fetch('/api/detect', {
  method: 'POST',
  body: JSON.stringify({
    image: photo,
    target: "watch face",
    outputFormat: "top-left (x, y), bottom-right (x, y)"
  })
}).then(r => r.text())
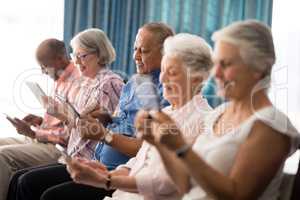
top-left (105, 132), bottom-right (113, 144)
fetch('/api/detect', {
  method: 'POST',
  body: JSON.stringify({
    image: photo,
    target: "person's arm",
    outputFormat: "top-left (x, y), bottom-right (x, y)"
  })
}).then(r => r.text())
top-left (66, 158), bottom-right (138, 192)
top-left (22, 114), bottom-right (43, 126)
top-left (109, 175), bottom-right (138, 193)
top-left (107, 134), bottom-right (142, 157)
top-left (134, 110), bottom-right (190, 195)
top-left (169, 121), bottom-right (290, 200)
top-left (35, 126), bottom-right (68, 146)
top-left (78, 117), bottom-right (142, 157)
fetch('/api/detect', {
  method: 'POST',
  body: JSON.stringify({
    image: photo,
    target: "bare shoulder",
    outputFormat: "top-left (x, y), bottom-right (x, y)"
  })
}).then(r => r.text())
top-left (229, 120), bottom-right (291, 199)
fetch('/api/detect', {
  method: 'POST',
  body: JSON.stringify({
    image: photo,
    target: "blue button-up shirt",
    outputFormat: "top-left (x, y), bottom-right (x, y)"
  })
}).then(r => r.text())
top-left (94, 69), bottom-right (169, 170)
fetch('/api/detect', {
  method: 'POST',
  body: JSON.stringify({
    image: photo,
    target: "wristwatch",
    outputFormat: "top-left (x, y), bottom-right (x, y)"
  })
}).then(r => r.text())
top-left (175, 144), bottom-right (191, 158)
top-left (103, 129), bottom-right (113, 144)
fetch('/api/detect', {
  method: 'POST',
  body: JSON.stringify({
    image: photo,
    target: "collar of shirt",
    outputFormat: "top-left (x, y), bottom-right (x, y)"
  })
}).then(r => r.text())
top-left (149, 68), bottom-right (161, 84)
top-left (57, 62), bottom-right (77, 83)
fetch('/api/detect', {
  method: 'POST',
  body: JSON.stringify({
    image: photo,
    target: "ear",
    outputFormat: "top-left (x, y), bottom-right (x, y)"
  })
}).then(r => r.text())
top-left (192, 76), bottom-right (203, 86)
top-left (253, 71), bottom-right (264, 80)
top-left (191, 75), bottom-right (204, 94)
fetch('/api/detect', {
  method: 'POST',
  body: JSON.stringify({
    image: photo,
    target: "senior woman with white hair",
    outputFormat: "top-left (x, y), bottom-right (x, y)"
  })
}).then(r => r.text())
top-left (136, 20), bottom-right (300, 200)
top-left (66, 33), bottom-right (214, 200)
top-left (11, 28), bottom-right (124, 200)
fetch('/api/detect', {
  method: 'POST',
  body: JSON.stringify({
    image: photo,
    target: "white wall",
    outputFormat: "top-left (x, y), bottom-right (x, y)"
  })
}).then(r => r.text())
top-left (0, 0), bottom-right (63, 137)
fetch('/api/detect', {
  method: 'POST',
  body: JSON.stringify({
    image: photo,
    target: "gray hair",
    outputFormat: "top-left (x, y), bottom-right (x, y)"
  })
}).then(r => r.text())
top-left (212, 20), bottom-right (275, 77)
top-left (70, 28), bottom-right (116, 65)
top-left (141, 22), bottom-right (175, 47)
top-left (163, 33), bottom-right (213, 74)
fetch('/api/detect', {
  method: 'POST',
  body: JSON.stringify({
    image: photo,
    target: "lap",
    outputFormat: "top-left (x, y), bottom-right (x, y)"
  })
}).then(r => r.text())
top-left (19, 164), bottom-right (70, 184)
top-left (0, 140), bottom-right (60, 168)
top-left (16, 164), bottom-right (72, 200)
top-left (0, 136), bottom-right (28, 146)
top-left (41, 181), bottom-right (113, 200)
top-left (7, 163), bottom-right (62, 200)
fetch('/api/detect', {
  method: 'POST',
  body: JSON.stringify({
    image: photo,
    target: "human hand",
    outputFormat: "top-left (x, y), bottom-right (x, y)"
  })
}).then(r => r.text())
top-left (22, 114), bottom-right (43, 127)
top-left (135, 110), bottom-right (186, 150)
top-left (87, 106), bottom-right (112, 127)
top-left (135, 110), bottom-right (157, 145)
top-left (9, 118), bottom-right (36, 138)
top-left (66, 157), bottom-right (109, 188)
top-left (78, 115), bottom-right (107, 141)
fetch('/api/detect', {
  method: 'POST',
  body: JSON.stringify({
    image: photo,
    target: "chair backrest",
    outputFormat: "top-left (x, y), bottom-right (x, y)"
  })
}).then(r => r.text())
top-left (290, 151), bottom-right (300, 200)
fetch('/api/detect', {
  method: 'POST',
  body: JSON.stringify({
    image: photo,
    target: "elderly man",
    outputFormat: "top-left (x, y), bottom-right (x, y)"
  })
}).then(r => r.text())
top-left (0, 38), bottom-right (80, 200)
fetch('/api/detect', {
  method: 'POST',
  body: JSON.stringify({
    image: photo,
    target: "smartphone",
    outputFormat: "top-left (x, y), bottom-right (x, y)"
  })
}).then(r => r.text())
top-left (55, 144), bottom-right (72, 163)
top-left (55, 94), bottom-right (81, 119)
top-left (134, 74), bottom-right (161, 111)
top-left (3, 113), bottom-right (17, 125)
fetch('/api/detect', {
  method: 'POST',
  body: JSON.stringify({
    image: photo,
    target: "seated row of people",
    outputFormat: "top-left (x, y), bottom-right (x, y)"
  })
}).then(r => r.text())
top-left (2, 20), bottom-right (299, 200)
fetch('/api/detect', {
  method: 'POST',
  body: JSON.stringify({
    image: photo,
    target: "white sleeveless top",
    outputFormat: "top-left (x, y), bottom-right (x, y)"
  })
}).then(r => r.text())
top-left (183, 104), bottom-right (300, 200)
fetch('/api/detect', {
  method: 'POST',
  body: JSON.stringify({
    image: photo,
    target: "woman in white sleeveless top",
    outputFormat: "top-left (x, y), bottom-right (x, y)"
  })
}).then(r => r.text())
top-left (136, 20), bottom-right (300, 200)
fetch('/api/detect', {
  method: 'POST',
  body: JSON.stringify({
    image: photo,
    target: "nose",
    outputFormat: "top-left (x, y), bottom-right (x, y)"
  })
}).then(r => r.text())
top-left (214, 64), bottom-right (223, 79)
top-left (133, 49), bottom-right (141, 62)
top-left (75, 57), bottom-right (82, 65)
top-left (159, 71), bottom-right (167, 83)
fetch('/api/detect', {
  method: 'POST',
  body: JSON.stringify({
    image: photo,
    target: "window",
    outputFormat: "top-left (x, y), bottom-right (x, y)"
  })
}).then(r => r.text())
top-left (0, 0), bottom-right (64, 137)
top-left (272, 0), bottom-right (300, 174)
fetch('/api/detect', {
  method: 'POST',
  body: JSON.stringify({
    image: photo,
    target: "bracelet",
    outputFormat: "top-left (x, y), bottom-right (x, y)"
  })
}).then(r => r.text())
top-left (175, 144), bottom-right (191, 158)
top-left (105, 174), bottom-right (111, 190)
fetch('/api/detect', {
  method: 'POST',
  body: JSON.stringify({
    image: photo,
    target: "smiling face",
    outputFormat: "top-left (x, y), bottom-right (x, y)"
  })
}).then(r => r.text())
top-left (133, 28), bottom-right (163, 74)
top-left (213, 41), bottom-right (262, 100)
top-left (72, 47), bottom-right (99, 78)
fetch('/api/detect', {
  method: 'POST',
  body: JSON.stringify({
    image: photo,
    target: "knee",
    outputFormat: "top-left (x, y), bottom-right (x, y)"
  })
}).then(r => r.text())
top-left (0, 147), bottom-right (16, 169)
top-left (0, 146), bottom-right (17, 161)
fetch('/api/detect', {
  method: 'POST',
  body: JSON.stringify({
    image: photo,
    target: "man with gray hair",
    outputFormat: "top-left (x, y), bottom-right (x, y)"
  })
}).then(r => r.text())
top-left (0, 38), bottom-right (80, 200)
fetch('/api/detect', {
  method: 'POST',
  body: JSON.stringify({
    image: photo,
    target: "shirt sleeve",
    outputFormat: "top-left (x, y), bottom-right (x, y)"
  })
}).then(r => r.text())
top-left (96, 78), bottom-right (124, 114)
top-left (116, 156), bottom-right (137, 170)
top-left (135, 162), bottom-right (177, 198)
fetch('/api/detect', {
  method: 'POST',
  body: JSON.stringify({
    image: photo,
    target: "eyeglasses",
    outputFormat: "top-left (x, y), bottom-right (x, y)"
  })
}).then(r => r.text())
top-left (70, 51), bottom-right (96, 62)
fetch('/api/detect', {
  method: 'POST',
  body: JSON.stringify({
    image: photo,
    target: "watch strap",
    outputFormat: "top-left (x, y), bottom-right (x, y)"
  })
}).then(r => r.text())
top-left (175, 144), bottom-right (191, 158)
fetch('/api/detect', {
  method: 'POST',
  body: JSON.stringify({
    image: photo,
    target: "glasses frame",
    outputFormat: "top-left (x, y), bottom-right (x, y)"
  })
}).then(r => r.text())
top-left (70, 51), bottom-right (97, 62)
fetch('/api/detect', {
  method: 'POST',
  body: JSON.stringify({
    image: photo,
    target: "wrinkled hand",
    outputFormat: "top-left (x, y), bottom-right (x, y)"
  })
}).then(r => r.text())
top-left (87, 107), bottom-right (112, 127)
top-left (9, 118), bottom-right (36, 138)
top-left (78, 115), bottom-right (107, 141)
top-left (135, 110), bottom-right (157, 145)
top-left (66, 157), bottom-right (109, 188)
top-left (135, 110), bottom-right (186, 150)
top-left (22, 114), bottom-right (43, 127)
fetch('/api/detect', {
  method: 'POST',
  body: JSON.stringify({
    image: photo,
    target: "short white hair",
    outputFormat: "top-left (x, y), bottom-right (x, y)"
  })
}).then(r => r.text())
top-left (70, 28), bottom-right (116, 65)
top-left (163, 33), bottom-right (213, 73)
top-left (212, 20), bottom-right (275, 76)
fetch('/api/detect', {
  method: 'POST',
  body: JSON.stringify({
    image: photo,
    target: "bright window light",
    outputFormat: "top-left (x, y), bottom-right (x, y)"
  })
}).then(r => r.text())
top-left (0, 0), bottom-right (64, 137)
top-left (272, 0), bottom-right (300, 174)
